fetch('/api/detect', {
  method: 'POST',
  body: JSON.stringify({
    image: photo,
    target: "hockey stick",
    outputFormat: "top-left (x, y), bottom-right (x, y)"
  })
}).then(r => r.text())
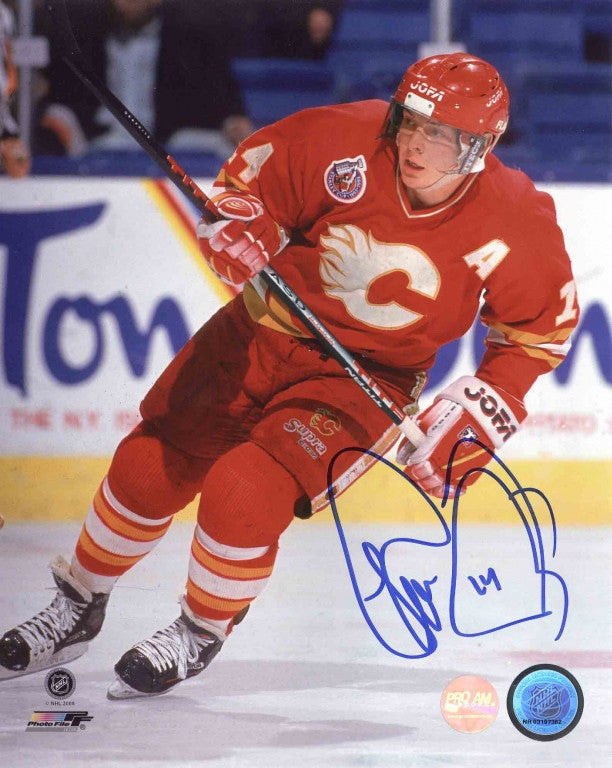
top-left (45, 0), bottom-right (425, 449)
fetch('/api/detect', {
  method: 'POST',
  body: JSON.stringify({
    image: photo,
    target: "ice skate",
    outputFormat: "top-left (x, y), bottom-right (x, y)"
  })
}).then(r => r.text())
top-left (107, 597), bottom-right (224, 699)
top-left (0, 556), bottom-right (109, 679)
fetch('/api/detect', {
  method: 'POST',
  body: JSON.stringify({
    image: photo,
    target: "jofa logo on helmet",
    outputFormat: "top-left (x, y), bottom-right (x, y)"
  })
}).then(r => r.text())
top-left (486, 88), bottom-right (504, 108)
top-left (409, 82), bottom-right (444, 102)
top-left (324, 155), bottom-right (367, 203)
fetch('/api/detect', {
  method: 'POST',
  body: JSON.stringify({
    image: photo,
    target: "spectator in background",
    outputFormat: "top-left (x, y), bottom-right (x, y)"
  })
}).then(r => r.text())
top-left (259, 1), bottom-right (342, 59)
top-left (0, 0), bottom-right (31, 176)
top-left (35, 0), bottom-right (253, 157)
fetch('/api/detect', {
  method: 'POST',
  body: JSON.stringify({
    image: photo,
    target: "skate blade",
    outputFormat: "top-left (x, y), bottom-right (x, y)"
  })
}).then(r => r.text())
top-left (0, 642), bottom-right (88, 680)
top-left (107, 675), bottom-right (169, 700)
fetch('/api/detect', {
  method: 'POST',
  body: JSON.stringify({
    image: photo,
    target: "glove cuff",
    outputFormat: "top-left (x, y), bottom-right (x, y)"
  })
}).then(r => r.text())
top-left (437, 375), bottom-right (526, 447)
top-left (209, 190), bottom-right (288, 257)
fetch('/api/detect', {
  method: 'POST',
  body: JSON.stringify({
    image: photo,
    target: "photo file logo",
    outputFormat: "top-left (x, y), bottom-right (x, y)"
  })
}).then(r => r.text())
top-left (26, 711), bottom-right (93, 731)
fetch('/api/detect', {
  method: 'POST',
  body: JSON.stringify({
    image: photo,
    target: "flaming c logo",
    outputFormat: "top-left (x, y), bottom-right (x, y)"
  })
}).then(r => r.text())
top-left (310, 408), bottom-right (341, 437)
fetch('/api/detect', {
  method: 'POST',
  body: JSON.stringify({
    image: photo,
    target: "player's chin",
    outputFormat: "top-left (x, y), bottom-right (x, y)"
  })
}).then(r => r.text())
top-left (399, 163), bottom-right (433, 188)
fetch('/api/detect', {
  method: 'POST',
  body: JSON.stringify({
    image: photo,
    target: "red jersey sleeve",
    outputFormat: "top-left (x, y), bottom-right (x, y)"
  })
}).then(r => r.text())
top-left (475, 187), bottom-right (579, 400)
top-left (212, 114), bottom-right (311, 234)
top-left (212, 101), bottom-right (388, 238)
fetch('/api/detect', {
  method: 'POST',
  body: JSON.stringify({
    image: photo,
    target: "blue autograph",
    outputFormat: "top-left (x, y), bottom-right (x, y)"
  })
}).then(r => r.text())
top-left (326, 439), bottom-right (569, 659)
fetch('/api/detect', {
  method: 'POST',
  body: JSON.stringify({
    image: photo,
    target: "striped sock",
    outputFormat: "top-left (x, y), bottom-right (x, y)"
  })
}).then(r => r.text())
top-left (71, 476), bottom-right (173, 594)
top-left (185, 524), bottom-right (278, 639)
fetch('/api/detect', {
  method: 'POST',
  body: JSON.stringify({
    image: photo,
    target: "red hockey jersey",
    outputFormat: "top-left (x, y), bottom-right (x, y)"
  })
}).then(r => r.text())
top-left (214, 99), bottom-right (578, 400)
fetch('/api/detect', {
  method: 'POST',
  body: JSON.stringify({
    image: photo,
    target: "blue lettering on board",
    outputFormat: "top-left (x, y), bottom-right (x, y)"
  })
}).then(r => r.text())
top-left (43, 296), bottom-right (190, 385)
top-left (0, 205), bottom-right (191, 396)
top-left (0, 205), bottom-right (105, 395)
top-left (1, 207), bottom-right (610, 396)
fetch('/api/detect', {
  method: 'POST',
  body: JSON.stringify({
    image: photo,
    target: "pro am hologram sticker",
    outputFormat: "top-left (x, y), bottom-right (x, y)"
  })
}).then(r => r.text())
top-left (440, 674), bottom-right (499, 733)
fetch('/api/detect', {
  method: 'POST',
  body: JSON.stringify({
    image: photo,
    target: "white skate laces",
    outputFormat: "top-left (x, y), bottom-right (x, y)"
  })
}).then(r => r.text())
top-left (0, 556), bottom-right (109, 679)
top-left (16, 593), bottom-right (85, 662)
top-left (133, 618), bottom-right (217, 680)
top-left (108, 597), bottom-right (225, 699)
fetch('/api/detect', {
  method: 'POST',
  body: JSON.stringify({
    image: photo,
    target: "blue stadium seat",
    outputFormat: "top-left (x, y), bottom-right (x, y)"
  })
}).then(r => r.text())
top-left (31, 150), bottom-right (226, 178)
top-left (329, 56), bottom-right (407, 102)
top-left (583, 0), bottom-right (612, 62)
top-left (231, 59), bottom-right (336, 128)
top-left (333, 0), bottom-right (420, 9)
top-left (326, 4), bottom-right (430, 88)
top-left (463, 0), bottom-right (583, 77)
top-left (360, 60), bottom-right (407, 101)
top-left (521, 64), bottom-right (612, 160)
top-left (583, 0), bottom-right (612, 35)
top-left (333, 6), bottom-right (429, 45)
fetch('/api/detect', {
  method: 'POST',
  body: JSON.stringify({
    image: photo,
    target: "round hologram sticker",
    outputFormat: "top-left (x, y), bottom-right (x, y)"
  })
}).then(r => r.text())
top-left (506, 664), bottom-right (583, 741)
top-left (441, 675), bottom-right (499, 733)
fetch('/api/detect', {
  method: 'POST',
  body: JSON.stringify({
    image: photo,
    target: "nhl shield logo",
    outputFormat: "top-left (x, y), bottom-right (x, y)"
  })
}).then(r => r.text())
top-left (45, 668), bottom-right (76, 699)
top-left (324, 155), bottom-right (367, 203)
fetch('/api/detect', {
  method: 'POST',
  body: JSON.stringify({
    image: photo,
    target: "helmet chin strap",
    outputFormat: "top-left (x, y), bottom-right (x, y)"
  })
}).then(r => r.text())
top-left (426, 154), bottom-right (485, 191)
top-left (427, 162), bottom-right (467, 188)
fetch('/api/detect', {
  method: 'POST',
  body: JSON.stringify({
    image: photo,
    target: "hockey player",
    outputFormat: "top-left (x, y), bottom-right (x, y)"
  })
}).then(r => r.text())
top-left (0, 0), bottom-right (30, 177)
top-left (0, 53), bottom-right (578, 697)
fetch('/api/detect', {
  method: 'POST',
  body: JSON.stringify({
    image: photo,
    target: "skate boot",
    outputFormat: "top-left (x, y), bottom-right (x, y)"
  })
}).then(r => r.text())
top-left (0, 555), bottom-right (109, 679)
top-left (107, 597), bottom-right (226, 699)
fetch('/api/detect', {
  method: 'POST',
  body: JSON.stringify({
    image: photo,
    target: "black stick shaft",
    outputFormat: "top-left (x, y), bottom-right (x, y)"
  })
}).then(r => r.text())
top-left (45, 0), bottom-right (425, 447)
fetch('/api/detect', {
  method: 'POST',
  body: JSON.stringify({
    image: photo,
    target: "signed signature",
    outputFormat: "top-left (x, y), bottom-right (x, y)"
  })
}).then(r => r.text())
top-left (326, 440), bottom-right (569, 659)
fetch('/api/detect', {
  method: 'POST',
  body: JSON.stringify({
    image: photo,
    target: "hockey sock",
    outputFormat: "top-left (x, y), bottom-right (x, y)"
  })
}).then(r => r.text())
top-left (71, 422), bottom-right (211, 594)
top-left (71, 476), bottom-right (175, 594)
top-left (186, 524), bottom-right (278, 638)
top-left (185, 442), bottom-right (302, 638)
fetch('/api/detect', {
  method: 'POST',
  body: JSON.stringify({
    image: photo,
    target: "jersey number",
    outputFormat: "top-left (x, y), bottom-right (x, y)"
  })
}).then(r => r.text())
top-left (555, 280), bottom-right (578, 326)
top-left (238, 143), bottom-right (274, 184)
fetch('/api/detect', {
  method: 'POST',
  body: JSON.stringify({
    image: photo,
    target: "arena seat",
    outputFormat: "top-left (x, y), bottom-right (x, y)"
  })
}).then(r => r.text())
top-left (326, 4), bottom-right (429, 86)
top-left (583, 0), bottom-right (612, 35)
top-left (521, 64), bottom-right (612, 159)
top-left (583, 0), bottom-right (612, 62)
top-left (462, 0), bottom-right (584, 87)
top-left (231, 59), bottom-right (337, 127)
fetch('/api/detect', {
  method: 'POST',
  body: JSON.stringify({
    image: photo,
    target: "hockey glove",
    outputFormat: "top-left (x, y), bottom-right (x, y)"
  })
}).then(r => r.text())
top-left (396, 376), bottom-right (527, 498)
top-left (197, 191), bottom-right (288, 286)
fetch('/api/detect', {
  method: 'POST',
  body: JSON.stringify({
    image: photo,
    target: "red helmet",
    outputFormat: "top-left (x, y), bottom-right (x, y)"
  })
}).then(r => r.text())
top-left (386, 53), bottom-right (509, 172)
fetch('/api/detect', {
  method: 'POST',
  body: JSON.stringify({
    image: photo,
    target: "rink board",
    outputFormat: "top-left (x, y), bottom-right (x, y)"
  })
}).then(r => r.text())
top-left (0, 455), bottom-right (609, 526)
top-left (0, 178), bottom-right (610, 526)
top-left (0, 178), bottom-right (610, 768)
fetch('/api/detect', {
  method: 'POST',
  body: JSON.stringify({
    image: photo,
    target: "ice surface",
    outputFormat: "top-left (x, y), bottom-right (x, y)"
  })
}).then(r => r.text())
top-left (0, 520), bottom-right (610, 768)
